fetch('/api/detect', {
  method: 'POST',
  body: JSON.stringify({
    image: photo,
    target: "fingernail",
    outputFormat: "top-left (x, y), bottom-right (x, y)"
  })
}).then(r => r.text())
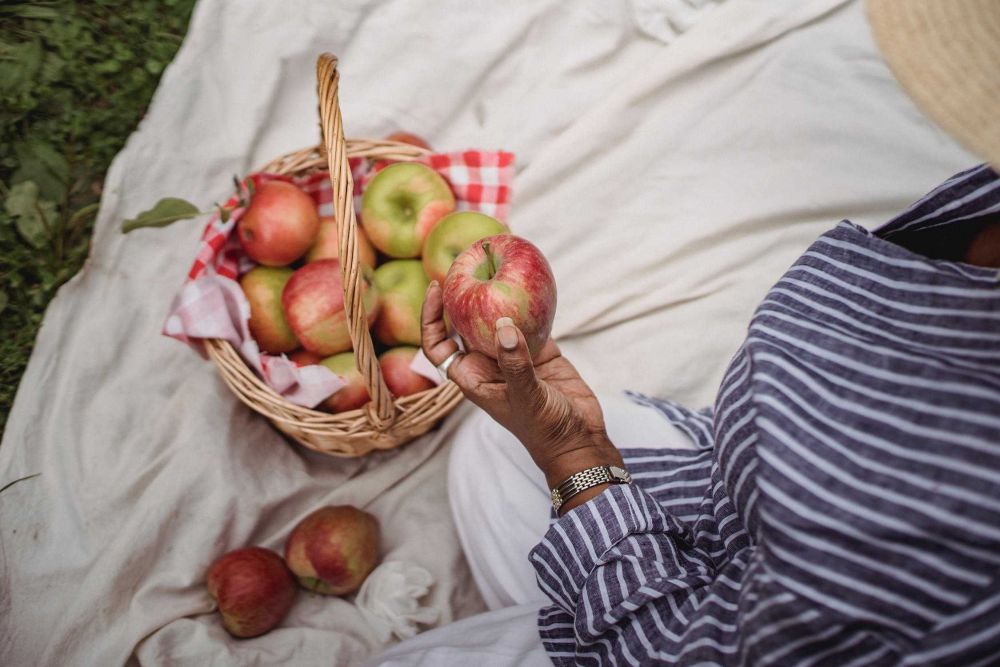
top-left (496, 317), bottom-right (517, 350)
top-left (428, 280), bottom-right (439, 291)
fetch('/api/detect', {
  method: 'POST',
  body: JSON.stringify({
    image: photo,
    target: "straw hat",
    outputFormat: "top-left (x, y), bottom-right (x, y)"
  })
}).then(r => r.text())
top-left (867, 0), bottom-right (1000, 170)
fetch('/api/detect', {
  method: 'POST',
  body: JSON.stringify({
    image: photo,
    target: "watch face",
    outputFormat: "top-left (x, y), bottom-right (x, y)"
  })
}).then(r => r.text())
top-left (609, 466), bottom-right (631, 483)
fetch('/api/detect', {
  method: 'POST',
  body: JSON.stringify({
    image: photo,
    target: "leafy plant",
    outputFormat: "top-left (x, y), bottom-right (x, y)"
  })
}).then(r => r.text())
top-left (0, 0), bottom-right (197, 435)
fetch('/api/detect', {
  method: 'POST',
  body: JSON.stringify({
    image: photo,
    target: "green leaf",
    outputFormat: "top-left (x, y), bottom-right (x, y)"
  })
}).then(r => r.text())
top-left (94, 59), bottom-right (121, 74)
top-left (0, 39), bottom-right (43, 96)
top-left (0, 291), bottom-right (7, 316)
top-left (40, 51), bottom-right (65, 84)
top-left (0, 5), bottom-right (60, 20)
top-left (4, 181), bottom-right (55, 248)
top-left (12, 139), bottom-right (70, 201)
top-left (122, 197), bottom-right (200, 233)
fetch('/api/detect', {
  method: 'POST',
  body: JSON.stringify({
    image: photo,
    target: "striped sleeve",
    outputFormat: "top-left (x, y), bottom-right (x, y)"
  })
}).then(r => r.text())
top-left (531, 164), bottom-right (1000, 665)
top-left (624, 390), bottom-right (716, 450)
top-left (530, 479), bottom-right (906, 666)
top-left (530, 483), bottom-right (742, 666)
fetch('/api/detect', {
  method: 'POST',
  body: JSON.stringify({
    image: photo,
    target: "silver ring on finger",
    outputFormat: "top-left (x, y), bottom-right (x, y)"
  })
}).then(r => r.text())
top-left (436, 350), bottom-right (463, 381)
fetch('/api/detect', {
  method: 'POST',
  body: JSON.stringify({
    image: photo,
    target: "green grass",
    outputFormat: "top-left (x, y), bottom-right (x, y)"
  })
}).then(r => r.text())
top-left (0, 0), bottom-right (197, 435)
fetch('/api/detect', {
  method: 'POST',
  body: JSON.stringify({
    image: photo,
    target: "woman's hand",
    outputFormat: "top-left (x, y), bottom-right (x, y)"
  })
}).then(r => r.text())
top-left (421, 281), bottom-right (623, 492)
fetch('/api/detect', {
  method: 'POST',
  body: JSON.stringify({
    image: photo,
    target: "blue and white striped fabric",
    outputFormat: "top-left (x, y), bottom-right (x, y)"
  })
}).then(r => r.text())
top-left (530, 165), bottom-right (1000, 666)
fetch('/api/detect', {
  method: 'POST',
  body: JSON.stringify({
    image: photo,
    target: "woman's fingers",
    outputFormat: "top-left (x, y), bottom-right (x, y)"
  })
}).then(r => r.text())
top-left (421, 285), bottom-right (548, 416)
top-left (420, 281), bottom-right (503, 400)
top-left (420, 281), bottom-right (458, 365)
top-left (494, 317), bottom-right (544, 410)
top-left (446, 351), bottom-right (503, 399)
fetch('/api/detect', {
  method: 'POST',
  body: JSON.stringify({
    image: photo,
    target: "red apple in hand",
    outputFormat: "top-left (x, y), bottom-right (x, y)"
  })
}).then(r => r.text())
top-left (206, 547), bottom-right (297, 638)
top-left (238, 181), bottom-right (320, 266)
top-left (320, 352), bottom-right (371, 413)
top-left (361, 163), bottom-right (455, 258)
top-left (305, 215), bottom-right (377, 269)
top-left (284, 506), bottom-right (380, 595)
top-left (380, 346), bottom-right (436, 397)
top-left (443, 235), bottom-right (557, 359)
top-left (241, 266), bottom-right (299, 354)
top-left (282, 259), bottom-right (379, 356)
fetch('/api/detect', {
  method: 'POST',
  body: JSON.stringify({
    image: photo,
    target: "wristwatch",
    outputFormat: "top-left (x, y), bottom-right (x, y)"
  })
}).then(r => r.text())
top-left (550, 465), bottom-right (632, 513)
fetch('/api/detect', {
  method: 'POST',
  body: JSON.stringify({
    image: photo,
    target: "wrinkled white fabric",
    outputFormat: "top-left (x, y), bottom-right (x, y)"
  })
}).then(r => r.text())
top-left (355, 561), bottom-right (440, 643)
top-left (449, 394), bottom-right (695, 611)
top-left (364, 603), bottom-right (552, 667)
top-left (0, 0), bottom-right (978, 665)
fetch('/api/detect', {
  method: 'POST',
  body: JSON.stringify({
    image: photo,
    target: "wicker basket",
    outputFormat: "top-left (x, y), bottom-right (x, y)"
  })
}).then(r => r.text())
top-left (204, 53), bottom-right (463, 457)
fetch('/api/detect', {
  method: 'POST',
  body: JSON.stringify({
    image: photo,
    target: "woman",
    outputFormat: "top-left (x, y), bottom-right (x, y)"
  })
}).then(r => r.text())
top-left (375, 1), bottom-right (1000, 665)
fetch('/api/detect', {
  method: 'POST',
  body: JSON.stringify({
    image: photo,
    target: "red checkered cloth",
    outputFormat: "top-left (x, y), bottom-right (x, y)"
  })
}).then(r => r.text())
top-left (162, 150), bottom-right (515, 407)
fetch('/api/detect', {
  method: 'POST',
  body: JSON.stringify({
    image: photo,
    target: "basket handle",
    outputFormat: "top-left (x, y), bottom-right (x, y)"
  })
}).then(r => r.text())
top-left (316, 53), bottom-right (396, 430)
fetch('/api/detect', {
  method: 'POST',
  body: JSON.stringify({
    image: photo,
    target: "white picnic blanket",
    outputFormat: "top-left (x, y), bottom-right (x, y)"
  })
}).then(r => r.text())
top-left (0, 0), bottom-right (977, 665)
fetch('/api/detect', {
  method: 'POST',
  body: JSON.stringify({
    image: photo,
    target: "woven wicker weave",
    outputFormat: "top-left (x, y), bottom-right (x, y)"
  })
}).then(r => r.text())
top-left (204, 54), bottom-right (462, 457)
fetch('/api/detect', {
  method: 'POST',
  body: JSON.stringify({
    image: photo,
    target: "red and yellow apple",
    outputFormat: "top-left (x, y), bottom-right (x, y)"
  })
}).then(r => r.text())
top-left (380, 347), bottom-right (436, 397)
top-left (281, 259), bottom-right (379, 356)
top-left (361, 163), bottom-right (455, 258)
top-left (288, 349), bottom-right (323, 366)
top-left (305, 215), bottom-right (377, 269)
top-left (240, 266), bottom-right (299, 354)
top-left (385, 132), bottom-right (431, 151)
top-left (443, 235), bottom-right (557, 359)
top-left (319, 352), bottom-right (371, 413)
top-left (237, 181), bottom-right (320, 266)
top-left (284, 506), bottom-right (380, 596)
top-left (372, 260), bottom-right (429, 346)
top-left (206, 547), bottom-right (297, 638)
top-left (422, 212), bottom-right (509, 285)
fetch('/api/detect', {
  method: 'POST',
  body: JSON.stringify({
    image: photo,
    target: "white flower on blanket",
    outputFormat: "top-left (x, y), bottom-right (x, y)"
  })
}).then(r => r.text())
top-left (355, 561), bottom-right (441, 642)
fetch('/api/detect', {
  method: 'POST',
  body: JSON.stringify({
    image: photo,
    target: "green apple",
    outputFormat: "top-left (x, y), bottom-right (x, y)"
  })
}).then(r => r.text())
top-left (361, 163), bottom-right (455, 258)
top-left (372, 260), bottom-right (429, 346)
top-left (240, 266), bottom-right (299, 354)
top-left (319, 352), bottom-right (371, 413)
top-left (422, 211), bottom-right (509, 285)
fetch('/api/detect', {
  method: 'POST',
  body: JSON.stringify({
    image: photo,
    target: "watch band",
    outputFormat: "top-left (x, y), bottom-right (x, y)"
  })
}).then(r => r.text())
top-left (551, 465), bottom-right (632, 513)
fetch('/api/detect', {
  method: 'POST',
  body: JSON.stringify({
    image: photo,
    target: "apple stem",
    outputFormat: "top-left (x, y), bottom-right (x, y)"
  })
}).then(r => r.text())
top-left (483, 240), bottom-right (497, 279)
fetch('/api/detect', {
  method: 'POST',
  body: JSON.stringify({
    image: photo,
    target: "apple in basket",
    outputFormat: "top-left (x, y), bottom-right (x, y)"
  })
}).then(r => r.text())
top-left (385, 131), bottom-right (432, 151)
top-left (282, 259), bottom-right (379, 356)
top-left (422, 211), bottom-right (509, 285)
top-left (305, 215), bottom-right (377, 269)
top-left (380, 346), bottom-right (436, 397)
top-left (240, 266), bottom-right (299, 354)
top-left (361, 163), bottom-right (455, 258)
top-left (319, 352), bottom-right (371, 413)
top-left (372, 259), bottom-right (430, 347)
top-left (288, 349), bottom-right (323, 366)
top-left (237, 181), bottom-right (320, 266)
top-left (284, 506), bottom-right (380, 595)
top-left (443, 234), bottom-right (557, 359)
top-left (206, 547), bottom-right (297, 638)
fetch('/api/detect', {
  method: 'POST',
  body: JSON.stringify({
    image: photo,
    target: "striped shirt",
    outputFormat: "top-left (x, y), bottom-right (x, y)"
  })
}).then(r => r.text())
top-left (530, 164), bottom-right (1000, 666)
